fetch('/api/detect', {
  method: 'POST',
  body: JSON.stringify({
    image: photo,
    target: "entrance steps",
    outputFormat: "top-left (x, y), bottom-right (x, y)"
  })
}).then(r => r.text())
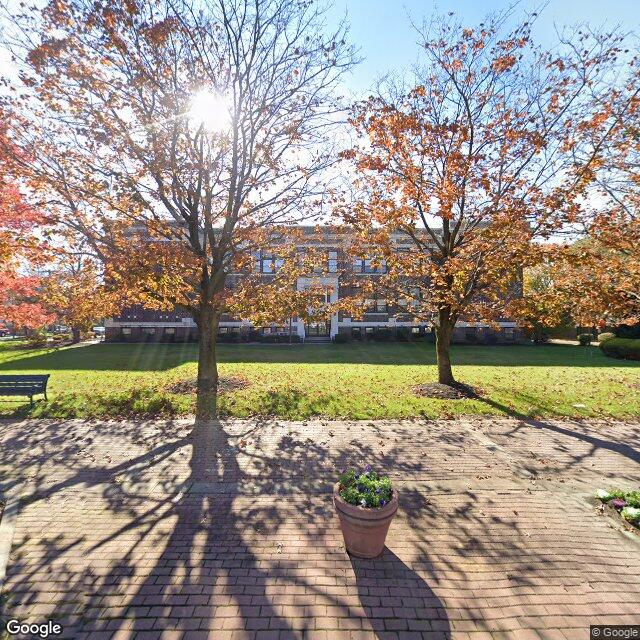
top-left (304, 336), bottom-right (332, 343)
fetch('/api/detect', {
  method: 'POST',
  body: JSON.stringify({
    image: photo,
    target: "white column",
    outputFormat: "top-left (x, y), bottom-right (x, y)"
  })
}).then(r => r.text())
top-left (295, 277), bottom-right (306, 340)
top-left (329, 277), bottom-right (339, 338)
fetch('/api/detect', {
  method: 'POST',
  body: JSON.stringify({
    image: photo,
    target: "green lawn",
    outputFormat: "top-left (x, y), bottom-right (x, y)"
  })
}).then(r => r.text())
top-left (0, 341), bottom-right (638, 419)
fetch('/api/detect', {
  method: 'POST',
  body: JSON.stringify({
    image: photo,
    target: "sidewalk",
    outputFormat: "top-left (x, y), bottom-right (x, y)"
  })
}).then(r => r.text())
top-left (1, 416), bottom-right (639, 639)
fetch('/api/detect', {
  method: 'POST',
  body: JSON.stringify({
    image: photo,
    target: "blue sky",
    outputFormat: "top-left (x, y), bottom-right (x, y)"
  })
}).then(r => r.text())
top-left (327, 0), bottom-right (640, 96)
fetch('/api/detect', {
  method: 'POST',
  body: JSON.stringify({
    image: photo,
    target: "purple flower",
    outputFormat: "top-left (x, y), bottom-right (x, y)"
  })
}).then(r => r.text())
top-left (610, 498), bottom-right (627, 510)
top-left (365, 464), bottom-right (372, 473)
top-left (376, 488), bottom-right (381, 494)
top-left (380, 499), bottom-right (386, 506)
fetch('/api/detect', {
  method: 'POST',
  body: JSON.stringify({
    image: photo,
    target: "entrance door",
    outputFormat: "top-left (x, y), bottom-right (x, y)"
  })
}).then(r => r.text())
top-left (305, 319), bottom-right (329, 336)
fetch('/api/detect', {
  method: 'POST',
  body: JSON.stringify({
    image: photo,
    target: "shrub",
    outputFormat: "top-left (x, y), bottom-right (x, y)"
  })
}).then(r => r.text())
top-left (26, 330), bottom-right (48, 348)
top-left (577, 333), bottom-right (592, 346)
top-left (217, 332), bottom-right (240, 343)
top-left (333, 332), bottom-right (350, 344)
top-left (259, 333), bottom-right (301, 343)
top-left (374, 327), bottom-right (391, 341)
top-left (598, 332), bottom-right (614, 343)
top-left (613, 322), bottom-right (640, 339)
top-left (338, 467), bottom-right (393, 509)
top-left (600, 337), bottom-right (640, 360)
top-left (395, 327), bottom-right (411, 341)
top-left (484, 332), bottom-right (498, 345)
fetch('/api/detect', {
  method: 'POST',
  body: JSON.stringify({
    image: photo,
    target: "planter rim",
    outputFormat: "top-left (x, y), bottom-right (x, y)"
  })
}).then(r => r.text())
top-left (333, 482), bottom-right (398, 521)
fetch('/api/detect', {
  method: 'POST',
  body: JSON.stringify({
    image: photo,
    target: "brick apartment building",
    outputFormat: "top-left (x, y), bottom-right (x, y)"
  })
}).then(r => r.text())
top-left (105, 226), bottom-right (524, 344)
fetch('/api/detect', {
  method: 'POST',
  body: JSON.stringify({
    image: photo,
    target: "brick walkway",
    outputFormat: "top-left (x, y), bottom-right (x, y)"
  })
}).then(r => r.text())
top-left (0, 417), bottom-right (639, 639)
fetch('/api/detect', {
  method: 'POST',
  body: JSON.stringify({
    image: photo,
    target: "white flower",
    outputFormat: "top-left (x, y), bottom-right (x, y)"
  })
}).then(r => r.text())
top-left (596, 489), bottom-right (612, 501)
top-left (621, 506), bottom-right (640, 523)
top-left (360, 499), bottom-right (367, 507)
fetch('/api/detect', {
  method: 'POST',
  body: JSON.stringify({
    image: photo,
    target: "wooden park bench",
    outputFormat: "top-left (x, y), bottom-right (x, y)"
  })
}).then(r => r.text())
top-left (0, 374), bottom-right (50, 407)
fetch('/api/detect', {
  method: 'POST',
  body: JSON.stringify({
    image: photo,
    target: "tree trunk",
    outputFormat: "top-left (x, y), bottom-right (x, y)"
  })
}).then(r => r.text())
top-left (195, 303), bottom-right (220, 421)
top-left (71, 327), bottom-right (81, 343)
top-left (534, 324), bottom-right (544, 344)
top-left (435, 308), bottom-right (456, 385)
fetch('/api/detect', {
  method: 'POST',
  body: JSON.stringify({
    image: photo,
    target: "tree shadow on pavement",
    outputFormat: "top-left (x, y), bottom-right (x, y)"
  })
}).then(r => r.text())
top-left (477, 396), bottom-right (640, 479)
top-left (350, 549), bottom-right (451, 639)
top-left (2, 414), bottom-right (639, 638)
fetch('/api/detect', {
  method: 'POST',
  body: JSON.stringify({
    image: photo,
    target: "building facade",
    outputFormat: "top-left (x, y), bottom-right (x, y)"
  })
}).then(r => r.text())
top-left (105, 227), bottom-right (524, 344)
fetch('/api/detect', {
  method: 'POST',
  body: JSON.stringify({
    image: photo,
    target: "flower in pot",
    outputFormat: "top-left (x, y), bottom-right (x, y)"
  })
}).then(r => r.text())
top-left (333, 466), bottom-right (398, 558)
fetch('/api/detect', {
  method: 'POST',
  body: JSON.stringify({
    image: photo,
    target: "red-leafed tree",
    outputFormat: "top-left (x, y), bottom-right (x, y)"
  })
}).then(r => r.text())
top-left (339, 11), bottom-right (637, 386)
top-left (0, 116), bottom-right (53, 331)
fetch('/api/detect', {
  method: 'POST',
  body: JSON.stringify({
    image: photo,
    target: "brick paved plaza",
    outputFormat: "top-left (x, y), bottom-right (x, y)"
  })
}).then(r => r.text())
top-left (0, 416), bottom-right (639, 639)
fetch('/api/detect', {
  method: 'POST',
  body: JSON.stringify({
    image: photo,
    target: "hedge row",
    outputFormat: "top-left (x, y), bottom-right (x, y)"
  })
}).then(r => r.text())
top-left (599, 337), bottom-right (640, 360)
top-left (612, 323), bottom-right (640, 339)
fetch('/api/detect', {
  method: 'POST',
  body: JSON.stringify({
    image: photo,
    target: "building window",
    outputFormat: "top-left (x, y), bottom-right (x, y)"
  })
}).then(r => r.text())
top-left (352, 256), bottom-right (388, 273)
top-left (364, 258), bottom-right (386, 273)
top-left (165, 328), bottom-right (175, 335)
top-left (143, 327), bottom-right (155, 335)
top-left (504, 328), bottom-right (515, 340)
top-left (412, 326), bottom-right (420, 334)
top-left (219, 327), bottom-right (228, 334)
top-left (328, 250), bottom-right (338, 273)
top-left (256, 252), bottom-right (283, 273)
top-left (122, 328), bottom-right (131, 335)
top-left (375, 299), bottom-right (387, 312)
top-left (365, 327), bottom-right (374, 334)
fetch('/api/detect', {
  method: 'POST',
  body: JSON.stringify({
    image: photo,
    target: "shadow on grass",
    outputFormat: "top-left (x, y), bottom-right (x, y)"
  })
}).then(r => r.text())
top-left (0, 341), bottom-right (637, 373)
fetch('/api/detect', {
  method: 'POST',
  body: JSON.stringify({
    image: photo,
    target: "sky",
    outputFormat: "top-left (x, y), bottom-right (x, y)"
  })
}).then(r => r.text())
top-left (2, 0), bottom-right (638, 90)
top-left (326, 0), bottom-right (640, 97)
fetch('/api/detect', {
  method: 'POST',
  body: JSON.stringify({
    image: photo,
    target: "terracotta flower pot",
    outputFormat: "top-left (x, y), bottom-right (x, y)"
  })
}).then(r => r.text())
top-left (333, 482), bottom-right (398, 558)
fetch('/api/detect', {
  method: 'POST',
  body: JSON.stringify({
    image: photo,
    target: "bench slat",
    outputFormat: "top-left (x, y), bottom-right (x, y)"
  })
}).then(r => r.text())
top-left (0, 375), bottom-right (50, 404)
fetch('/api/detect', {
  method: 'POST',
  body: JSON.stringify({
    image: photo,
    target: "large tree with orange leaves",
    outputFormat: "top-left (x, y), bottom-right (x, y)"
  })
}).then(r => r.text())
top-left (2, 0), bottom-right (355, 418)
top-left (582, 79), bottom-right (640, 325)
top-left (340, 12), bottom-right (637, 386)
top-left (518, 70), bottom-right (640, 333)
